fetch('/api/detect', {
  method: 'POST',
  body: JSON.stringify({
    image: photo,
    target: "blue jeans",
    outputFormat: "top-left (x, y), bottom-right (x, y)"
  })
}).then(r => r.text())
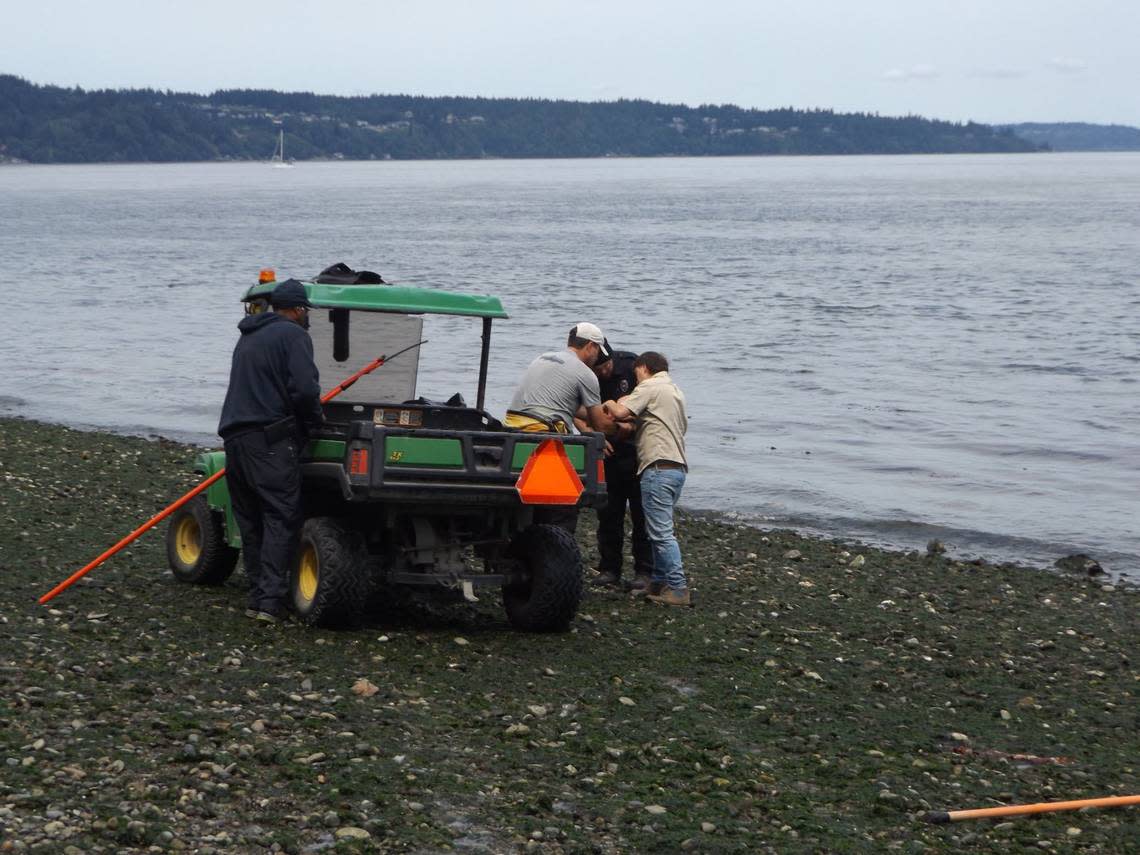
top-left (640, 466), bottom-right (687, 591)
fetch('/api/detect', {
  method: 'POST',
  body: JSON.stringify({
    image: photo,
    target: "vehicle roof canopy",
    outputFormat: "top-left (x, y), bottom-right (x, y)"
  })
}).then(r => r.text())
top-left (243, 280), bottom-right (508, 319)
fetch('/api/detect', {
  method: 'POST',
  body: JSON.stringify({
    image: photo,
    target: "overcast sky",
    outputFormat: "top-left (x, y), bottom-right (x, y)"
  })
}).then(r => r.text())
top-left (3, 0), bottom-right (1136, 126)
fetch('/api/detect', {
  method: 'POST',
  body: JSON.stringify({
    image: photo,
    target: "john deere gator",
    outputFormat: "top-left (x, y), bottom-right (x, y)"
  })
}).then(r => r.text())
top-left (165, 271), bottom-right (606, 631)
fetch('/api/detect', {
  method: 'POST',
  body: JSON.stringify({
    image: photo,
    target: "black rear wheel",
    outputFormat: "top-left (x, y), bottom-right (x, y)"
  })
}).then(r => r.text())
top-left (166, 495), bottom-right (239, 585)
top-left (291, 517), bottom-right (369, 627)
top-left (502, 523), bottom-right (583, 632)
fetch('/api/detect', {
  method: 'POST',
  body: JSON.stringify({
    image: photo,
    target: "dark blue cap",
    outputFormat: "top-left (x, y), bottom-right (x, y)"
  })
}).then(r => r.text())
top-left (270, 279), bottom-right (313, 308)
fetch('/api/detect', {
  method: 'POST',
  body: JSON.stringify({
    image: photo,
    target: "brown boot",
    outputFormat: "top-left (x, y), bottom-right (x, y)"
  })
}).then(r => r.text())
top-left (646, 587), bottom-right (691, 607)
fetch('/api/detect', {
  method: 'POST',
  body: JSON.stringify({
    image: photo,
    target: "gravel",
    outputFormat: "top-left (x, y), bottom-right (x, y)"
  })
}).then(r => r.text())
top-left (1, 416), bottom-right (1137, 852)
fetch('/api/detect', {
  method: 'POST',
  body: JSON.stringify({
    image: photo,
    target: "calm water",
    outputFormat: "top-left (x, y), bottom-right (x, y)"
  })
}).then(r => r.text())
top-left (1, 155), bottom-right (1137, 574)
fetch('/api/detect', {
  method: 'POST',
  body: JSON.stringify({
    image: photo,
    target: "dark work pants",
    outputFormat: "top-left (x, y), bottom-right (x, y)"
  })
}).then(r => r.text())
top-left (223, 431), bottom-right (302, 613)
top-left (596, 459), bottom-right (652, 578)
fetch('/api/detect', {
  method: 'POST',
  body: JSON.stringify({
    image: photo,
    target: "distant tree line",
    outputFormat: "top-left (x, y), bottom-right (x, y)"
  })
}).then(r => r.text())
top-left (999, 122), bottom-right (1140, 152)
top-left (0, 74), bottom-right (1044, 164)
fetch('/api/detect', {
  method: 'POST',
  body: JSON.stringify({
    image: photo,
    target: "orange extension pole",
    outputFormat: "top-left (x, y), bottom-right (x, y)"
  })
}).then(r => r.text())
top-left (38, 342), bottom-right (425, 605)
top-left (925, 794), bottom-right (1140, 823)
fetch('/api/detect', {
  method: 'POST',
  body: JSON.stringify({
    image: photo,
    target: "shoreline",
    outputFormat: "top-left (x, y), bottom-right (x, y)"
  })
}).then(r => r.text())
top-left (2, 412), bottom-right (1128, 582)
top-left (1, 416), bottom-right (1137, 851)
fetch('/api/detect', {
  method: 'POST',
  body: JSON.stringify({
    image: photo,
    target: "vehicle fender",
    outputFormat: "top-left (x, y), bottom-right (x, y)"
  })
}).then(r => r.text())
top-left (194, 451), bottom-right (241, 549)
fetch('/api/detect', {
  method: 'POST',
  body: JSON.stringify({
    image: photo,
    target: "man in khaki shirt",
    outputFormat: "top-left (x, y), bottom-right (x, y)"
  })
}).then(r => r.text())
top-left (603, 351), bottom-right (690, 606)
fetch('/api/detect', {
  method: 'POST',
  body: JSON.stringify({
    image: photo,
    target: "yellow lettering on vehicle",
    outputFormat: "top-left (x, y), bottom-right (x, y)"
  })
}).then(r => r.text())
top-left (388, 450), bottom-right (404, 462)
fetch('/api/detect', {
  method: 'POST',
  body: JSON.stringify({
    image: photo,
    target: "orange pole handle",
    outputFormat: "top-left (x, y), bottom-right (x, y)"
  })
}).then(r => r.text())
top-left (320, 356), bottom-right (384, 402)
top-left (36, 346), bottom-right (423, 605)
top-left (926, 794), bottom-right (1140, 823)
top-left (38, 469), bottom-right (226, 604)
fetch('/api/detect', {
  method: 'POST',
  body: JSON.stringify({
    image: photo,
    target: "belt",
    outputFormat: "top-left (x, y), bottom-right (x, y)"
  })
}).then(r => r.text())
top-left (220, 422), bottom-right (266, 440)
top-left (222, 416), bottom-right (297, 443)
top-left (647, 459), bottom-right (686, 470)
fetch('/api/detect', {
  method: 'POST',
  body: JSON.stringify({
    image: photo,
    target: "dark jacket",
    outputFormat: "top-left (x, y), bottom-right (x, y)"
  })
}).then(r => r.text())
top-left (600, 350), bottom-right (639, 470)
top-left (218, 312), bottom-right (323, 437)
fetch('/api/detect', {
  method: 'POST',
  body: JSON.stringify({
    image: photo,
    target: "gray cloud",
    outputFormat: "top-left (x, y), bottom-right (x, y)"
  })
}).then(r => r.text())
top-left (883, 65), bottom-right (940, 82)
top-left (968, 68), bottom-right (1026, 80)
top-left (1046, 57), bottom-right (1088, 74)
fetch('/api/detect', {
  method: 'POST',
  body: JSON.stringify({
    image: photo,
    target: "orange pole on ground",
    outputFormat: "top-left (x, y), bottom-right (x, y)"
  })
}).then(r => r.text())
top-left (38, 342), bottom-right (425, 605)
top-left (925, 794), bottom-right (1140, 823)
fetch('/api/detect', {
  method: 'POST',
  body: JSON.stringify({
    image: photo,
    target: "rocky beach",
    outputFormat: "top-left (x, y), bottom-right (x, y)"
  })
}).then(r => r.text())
top-left (1, 416), bottom-right (1136, 853)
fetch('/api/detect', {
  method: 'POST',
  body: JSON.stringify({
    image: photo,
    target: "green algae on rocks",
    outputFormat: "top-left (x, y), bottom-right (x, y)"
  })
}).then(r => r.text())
top-left (1, 417), bottom-right (1137, 853)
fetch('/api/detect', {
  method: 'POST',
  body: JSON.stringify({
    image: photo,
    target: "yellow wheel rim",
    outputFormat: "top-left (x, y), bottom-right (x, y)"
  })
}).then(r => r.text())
top-left (174, 515), bottom-right (202, 566)
top-left (298, 544), bottom-right (319, 603)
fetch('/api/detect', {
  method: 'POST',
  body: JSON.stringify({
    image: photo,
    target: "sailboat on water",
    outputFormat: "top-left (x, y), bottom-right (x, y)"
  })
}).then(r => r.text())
top-left (269, 129), bottom-right (294, 168)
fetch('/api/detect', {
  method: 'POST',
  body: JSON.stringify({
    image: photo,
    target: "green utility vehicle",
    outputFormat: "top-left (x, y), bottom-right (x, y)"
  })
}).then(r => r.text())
top-left (165, 274), bottom-right (606, 631)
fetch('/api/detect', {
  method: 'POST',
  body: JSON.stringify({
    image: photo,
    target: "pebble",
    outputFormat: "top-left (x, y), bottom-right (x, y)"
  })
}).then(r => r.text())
top-left (999, 709), bottom-right (1011, 720)
top-left (784, 549), bottom-right (802, 560)
top-left (618, 696), bottom-right (636, 706)
top-left (701, 822), bottom-right (716, 833)
top-left (646, 805), bottom-right (667, 815)
top-left (334, 827), bottom-right (371, 840)
top-left (527, 705), bottom-right (548, 717)
top-left (1066, 827), bottom-right (1081, 837)
top-left (407, 802), bottom-right (425, 811)
top-left (949, 732), bottom-right (970, 743)
top-left (454, 637), bottom-right (470, 646)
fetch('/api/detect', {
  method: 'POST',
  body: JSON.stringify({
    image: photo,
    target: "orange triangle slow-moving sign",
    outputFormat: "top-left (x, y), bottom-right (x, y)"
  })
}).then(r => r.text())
top-left (516, 439), bottom-right (585, 505)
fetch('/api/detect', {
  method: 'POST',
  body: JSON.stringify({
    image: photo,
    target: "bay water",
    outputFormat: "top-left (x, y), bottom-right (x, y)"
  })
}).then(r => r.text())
top-left (1, 154), bottom-right (1137, 574)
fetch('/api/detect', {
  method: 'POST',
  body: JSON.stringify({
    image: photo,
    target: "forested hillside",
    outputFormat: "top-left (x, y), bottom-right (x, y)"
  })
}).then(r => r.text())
top-left (1001, 122), bottom-right (1140, 152)
top-left (0, 74), bottom-right (1041, 163)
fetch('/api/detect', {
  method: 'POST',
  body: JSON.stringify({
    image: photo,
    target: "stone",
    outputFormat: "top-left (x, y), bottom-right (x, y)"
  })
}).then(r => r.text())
top-left (334, 827), bottom-right (371, 840)
top-left (351, 678), bottom-right (379, 697)
top-left (701, 822), bottom-right (716, 833)
top-left (646, 805), bottom-right (667, 815)
top-left (1054, 554), bottom-right (1103, 576)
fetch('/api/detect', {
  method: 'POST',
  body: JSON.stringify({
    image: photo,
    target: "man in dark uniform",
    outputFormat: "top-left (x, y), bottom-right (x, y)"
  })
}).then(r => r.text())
top-left (592, 345), bottom-right (653, 591)
top-left (218, 280), bottom-right (324, 623)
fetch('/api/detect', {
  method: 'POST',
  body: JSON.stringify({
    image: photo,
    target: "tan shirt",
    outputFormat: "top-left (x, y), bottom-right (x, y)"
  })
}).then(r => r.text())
top-left (619, 371), bottom-right (688, 476)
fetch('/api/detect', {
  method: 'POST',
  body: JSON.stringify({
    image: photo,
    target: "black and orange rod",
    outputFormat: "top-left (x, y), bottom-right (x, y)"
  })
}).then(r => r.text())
top-left (38, 342), bottom-right (425, 605)
top-left (925, 794), bottom-right (1140, 823)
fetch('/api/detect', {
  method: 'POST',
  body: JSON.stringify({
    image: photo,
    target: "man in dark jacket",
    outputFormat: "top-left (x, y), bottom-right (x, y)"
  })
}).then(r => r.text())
top-left (218, 280), bottom-right (324, 622)
top-left (592, 347), bottom-right (653, 590)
